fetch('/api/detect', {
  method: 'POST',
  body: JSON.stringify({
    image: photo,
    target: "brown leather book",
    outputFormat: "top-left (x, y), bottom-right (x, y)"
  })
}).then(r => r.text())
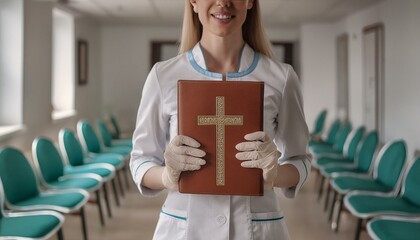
top-left (177, 80), bottom-right (264, 196)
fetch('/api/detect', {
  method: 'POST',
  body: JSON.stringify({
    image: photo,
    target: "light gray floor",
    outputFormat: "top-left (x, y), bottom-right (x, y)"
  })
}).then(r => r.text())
top-left (52, 172), bottom-right (370, 240)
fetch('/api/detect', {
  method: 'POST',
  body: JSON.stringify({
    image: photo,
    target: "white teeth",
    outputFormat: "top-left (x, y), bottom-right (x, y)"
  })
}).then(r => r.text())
top-left (214, 14), bottom-right (232, 20)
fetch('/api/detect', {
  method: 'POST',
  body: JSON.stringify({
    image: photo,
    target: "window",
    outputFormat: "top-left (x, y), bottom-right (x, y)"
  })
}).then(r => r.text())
top-left (0, 0), bottom-right (24, 138)
top-left (51, 8), bottom-right (76, 120)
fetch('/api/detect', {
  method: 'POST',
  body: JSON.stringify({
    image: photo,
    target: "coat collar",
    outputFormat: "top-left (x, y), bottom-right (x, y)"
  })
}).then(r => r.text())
top-left (188, 43), bottom-right (259, 79)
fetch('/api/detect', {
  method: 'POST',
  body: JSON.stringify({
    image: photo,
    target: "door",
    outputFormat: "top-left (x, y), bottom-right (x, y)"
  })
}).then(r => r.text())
top-left (150, 41), bottom-right (178, 69)
top-left (336, 34), bottom-right (349, 122)
top-left (363, 24), bottom-right (384, 136)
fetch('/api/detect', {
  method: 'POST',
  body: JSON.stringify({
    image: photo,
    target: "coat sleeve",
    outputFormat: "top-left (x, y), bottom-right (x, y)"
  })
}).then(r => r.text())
top-left (274, 65), bottom-right (312, 198)
top-left (130, 64), bottom-right (168, 197)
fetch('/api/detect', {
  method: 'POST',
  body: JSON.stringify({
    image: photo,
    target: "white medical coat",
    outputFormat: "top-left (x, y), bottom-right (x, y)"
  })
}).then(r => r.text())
top-left (130, 43), bottom-right (311, 240)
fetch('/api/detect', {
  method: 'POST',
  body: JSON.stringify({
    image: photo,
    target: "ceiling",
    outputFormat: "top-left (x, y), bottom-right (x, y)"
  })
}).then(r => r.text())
top-left (52, 0), bottom-right (383, 27)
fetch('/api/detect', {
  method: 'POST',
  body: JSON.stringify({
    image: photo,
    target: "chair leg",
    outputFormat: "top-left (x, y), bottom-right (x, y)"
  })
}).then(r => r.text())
top-left (103, 183), bottom-right (113, 217)
top-left (323, 179), bottom-right (331, 211)
top-left (317, 175), bottom-right (325, 201)
top-left (328, 190), bottom-right (337, 222)
top-left (332, 195), bottom-right (344, 232)
top-left (57, 228), bottom-right (64, 240)
top-left (95, 190), bottom-right (105, 226)
top-left (117, 170), bottom-right (125, 197)
top-left (123, 165), bottom-right (130, 189)
top-left (111, 178), bottom-right (121, 206)
top-left (80, 207), bottom-right (88, 240)
top-left (354, 218), bottom-right (363, 240)
top-left (313, 168), bottom-right (320, 188)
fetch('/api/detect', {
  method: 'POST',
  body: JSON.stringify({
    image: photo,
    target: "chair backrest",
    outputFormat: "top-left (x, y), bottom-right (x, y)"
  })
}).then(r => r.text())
top-left (77, 120), bottom-right (102, 153)
top-left (58, 128), bottom-right (85, 167)
top-left (312, 109), bottom-right (327, 135)
top-left (401, 156), bottom-right (420, 207)
top-left (32, 137), bottom-right (64, 184)
top-left (342, 126), bottom-right (366, 159)
top-left (373, 140), bottom-right (406, 191)
top-left (326, 119), bottom-right (341, 145)
top-left (332, 122), bottom-right (352, 152)
top-left (97, 120), bottom-right (113, 147)
top-left (0, 181), bottom-right (5, 219)
top-left (354, 130), bottom-right (379, 172)
top-left (0, 147), bottom-right (39, 205)
top-left (110, 115), bottom-right (121, 139)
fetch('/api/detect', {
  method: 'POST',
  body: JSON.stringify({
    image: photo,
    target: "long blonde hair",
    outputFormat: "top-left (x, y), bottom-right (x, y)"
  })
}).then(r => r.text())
top-left (178, 0), bottom-right (274, 58)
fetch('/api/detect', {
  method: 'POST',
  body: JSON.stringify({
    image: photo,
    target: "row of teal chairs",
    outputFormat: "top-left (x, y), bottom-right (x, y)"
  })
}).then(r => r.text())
top-left (308, 110), bottom-right (420, 240)
top-left (0, 116), bottom-right (133, 239)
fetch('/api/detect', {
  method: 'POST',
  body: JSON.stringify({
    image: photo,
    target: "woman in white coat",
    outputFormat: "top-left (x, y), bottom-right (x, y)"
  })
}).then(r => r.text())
top-left (130, 0), bottom-right (311, 239)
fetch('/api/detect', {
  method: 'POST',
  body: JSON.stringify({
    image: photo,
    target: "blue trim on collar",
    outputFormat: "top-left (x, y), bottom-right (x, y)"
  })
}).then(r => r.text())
top-left (188, 51), bottom-right (223, 79)
top-left (227, 53), bottom-right (259, 78)
top-left (187, 50), bottom-right (260, 79)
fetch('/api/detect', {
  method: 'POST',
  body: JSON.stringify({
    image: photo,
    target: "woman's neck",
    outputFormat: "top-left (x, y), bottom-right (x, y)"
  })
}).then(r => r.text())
top-left (200, 34), bottom-right (244, 78)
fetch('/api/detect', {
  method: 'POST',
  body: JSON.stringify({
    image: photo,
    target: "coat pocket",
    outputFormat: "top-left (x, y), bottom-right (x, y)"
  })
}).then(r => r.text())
top-left (251, 211), bottom-right (290, 240)
top-left (153, 206), bottom-right (188, 240)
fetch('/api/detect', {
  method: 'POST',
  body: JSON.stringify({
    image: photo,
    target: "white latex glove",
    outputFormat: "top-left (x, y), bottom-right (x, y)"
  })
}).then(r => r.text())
top-left (162, 135), bottom-right (206, 190)
top-left (235, 131), bottom-right (280, 187)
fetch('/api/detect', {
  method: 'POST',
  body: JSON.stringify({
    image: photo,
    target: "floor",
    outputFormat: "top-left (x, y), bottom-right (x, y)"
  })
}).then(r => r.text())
top-left (51, 172), bottom-right (371, 240)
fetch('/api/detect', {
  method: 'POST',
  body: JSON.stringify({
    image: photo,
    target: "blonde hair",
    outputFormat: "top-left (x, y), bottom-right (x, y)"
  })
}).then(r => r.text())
top-left (178, 0), bottom-right (274, 58)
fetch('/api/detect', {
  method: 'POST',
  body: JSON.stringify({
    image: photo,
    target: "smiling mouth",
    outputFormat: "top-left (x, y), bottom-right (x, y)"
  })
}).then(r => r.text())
top-left (212, 14), bottom-right (235, 20)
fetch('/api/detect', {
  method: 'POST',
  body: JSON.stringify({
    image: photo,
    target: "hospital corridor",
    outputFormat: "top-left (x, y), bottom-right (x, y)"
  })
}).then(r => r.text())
top-left (1, 0), bottom-right (420, 239)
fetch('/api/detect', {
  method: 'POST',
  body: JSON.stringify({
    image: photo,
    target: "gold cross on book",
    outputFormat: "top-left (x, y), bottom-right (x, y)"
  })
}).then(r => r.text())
top-left (197, 96), bottom-right (244, 186)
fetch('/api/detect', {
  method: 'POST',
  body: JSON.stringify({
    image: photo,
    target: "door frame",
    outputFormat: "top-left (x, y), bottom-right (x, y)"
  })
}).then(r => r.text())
top-left (362, 23), bottom-right (385, 138)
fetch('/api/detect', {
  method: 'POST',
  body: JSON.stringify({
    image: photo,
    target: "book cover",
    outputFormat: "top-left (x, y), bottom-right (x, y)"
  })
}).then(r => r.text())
top-left (177, 80), bottom-right (264, 196)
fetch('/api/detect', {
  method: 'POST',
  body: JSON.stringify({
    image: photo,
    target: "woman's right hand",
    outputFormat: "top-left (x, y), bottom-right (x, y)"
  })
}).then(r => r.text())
top-left (161, 135), bottom-right (206, 190)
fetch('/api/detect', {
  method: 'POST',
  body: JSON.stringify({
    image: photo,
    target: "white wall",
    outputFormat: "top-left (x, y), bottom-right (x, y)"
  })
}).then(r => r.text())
top-left (300, 24), bottom-right (337, 131)
top-left (74, 16), bottom-right (103, 123)
top-left (339, 4), bottom-right (381, 128)
top-left (101, 26), bottom-right (181, 133)
top-left (0, 0), bottom-right (23, 125)
top-left (301, 0), bottom-right (420, 159)
top-left (0, 1), bottom-right (103, 152)
top-left (380, 0), bottom-right (420, 159)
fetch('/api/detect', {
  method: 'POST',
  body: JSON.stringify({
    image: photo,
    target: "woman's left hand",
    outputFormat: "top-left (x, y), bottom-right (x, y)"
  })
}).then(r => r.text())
top-left (235, 131), bottom-right (280, 186)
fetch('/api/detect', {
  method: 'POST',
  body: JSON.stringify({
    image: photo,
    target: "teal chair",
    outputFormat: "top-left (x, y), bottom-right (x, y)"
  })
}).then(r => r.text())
top-left (59, 128), bottom-right (124, 207)
top-left (309, 118), bottom-right (341, 148)
top-left (97, 120), bottom-right (132, 148)
top-left (77, 120), bottom-right (131, 192)
top-left (77, 120), bottom-right (130, 158)
top-left (319, 131), bottom-right (378, 176)
top-left (0, 147), bottom-right (89, 240)
top-left (321, 131), bottom-right (378, 221)
top-left (312, 124), bottom-right (358, 201)
top-left (367, 216), bottom-right (420, 240)
top-left (310, 109), bottom-right (327, 137)
top-left (32, 137), bottom-right (105, 226)
top-left (345, 156), bottom-right (420, 240)
top-left (313, 127), bottom-right (366, 209)
top-left (329, 139), bottom-right (407, 232)
top-left (110, 115), bottom-right (132, 140)
top-left (310, 122), bottom-right (352, 157)
top-left (110, 115), bottom-right (121, 139)
top-left (313, 126), bottom-right (366, 169)
top-left (0, 183), bottom-right (65, 240)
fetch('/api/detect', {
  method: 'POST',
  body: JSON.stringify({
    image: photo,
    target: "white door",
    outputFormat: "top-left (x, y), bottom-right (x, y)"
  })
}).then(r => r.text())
top-left (363, 24), bottom-right (384, 136)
